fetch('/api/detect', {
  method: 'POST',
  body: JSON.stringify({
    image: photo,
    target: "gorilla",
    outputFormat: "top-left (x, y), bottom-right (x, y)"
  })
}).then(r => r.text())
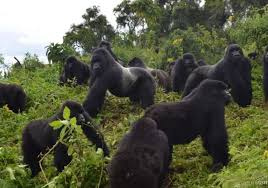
top-left (263, 46), bottom-right (268, 102)
top-left (59, 56), bottom-right (91, 85)
top-left (98, 41), bottom-right (118, 61)
top-left (171, 53), bottom-right (199, 93)
top-left (22, 101), bottom-right (109, 177)
top-left (128, 57), bottom-right (171, 92)
top-left (182, 44), bottom-right (252, 107)
top-left (248, 51), bottom-right (258, 60)
top-left (83, 48), bottom-right (155, 117)
top-left (197, 59), bottom-right (206, 66)
top-left (108, 118), bottom-right (169, 188)
top-left (144, 79), bottom-right (230, 172)
top-left (0, 83), bottom-right (26, 113)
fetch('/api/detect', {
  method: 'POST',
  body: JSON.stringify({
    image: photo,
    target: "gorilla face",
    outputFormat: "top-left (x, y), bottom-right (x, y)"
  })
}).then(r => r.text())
top-left (183, 53), bottom-right (197, 72)
top-left (226, 44), bottom-right (244, 60)
top-left (198, 80), bottom-right (231, 104)
top-left (91, 51), bottom-right (109, 76)
top-left (128, 57), bottom-right (146, 68)
top-left (61, 101), bottom-right (90, 125)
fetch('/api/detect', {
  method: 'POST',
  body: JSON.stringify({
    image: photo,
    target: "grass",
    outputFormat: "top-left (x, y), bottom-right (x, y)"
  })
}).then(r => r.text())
top-left (0, 62), bottom-right (268, 188)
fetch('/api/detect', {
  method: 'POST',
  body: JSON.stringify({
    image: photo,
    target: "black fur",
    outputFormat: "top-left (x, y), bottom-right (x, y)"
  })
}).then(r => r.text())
top-left (183, 44), bottom-right (252, 107)
top-left (197, 59), bottom-right (206, 66)
top-left (145, 79), bottom-right (230, 172)
top-left (98, 41), bottom-right (121, 63)
top-left (59, 56), bottom-right (91, 85)
top-left (263, 46), bottom-right (268, 102)
top-left (22, 101), bottom-right (109, 177)
top-left (108, 117), bottom-right (169, 188)
top-left (0, 83), bottom-right (26, 113)
top-left (171, 53), bottom-right (199, 93)
top-left (248, 51), bottom-right (258, 60)
top-left (83, 48), bottom-right (155, 117)
top-left (128, 57), bottom-right (171, 92)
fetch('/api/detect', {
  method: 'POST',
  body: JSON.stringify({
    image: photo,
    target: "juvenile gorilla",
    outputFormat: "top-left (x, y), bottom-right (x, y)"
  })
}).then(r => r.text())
top-left (109, 118), bottom-right (169, 188)
top-left (59, 56), bottom-right (91, 85)
top-left (171, 53), bottom-right (199, 93)
top-left (263, 46), bottom-right (268, 102)
top-left (183, 44), bottom-right (252, 107)
top-left (128, 57), bottom-right (171, 92)
top-left (145, 79), bottom-right (230, 172)
top-left (0, 83), bottom-right (26, 113)
top-left (83, 48), bottom-right (155, 117)
top-left (22, 101), bottom-right (109, 177)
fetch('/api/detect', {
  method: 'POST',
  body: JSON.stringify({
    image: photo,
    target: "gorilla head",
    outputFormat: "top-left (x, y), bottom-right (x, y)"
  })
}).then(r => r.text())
top-left (128, 57), bottom-right (146, 68)
top-left (171, 53), bottom-right (198, 93)
top-left (22, 100), bottom-right (109, 177)
top-left (225, 44), bottom-right (244, 61)
top-left (108, 117), bottom-right (169, 188)
top-left (91, 48), bottom-right (113, 77)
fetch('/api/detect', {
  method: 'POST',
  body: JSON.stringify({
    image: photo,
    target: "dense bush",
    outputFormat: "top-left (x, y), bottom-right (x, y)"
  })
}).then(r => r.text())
top-left (163, 25), bottom-right (227, 64)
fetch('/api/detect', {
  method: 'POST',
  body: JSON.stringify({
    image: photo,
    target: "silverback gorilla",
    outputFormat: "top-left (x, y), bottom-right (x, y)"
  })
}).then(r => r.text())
top-left (22, 101), bottom-right (109, 177)
top-left (128, 57), bottom-right (172, 92)
top-left (83, 48), bottom-right (155, 117)
top-left (171, 53), bottom-right (199, 93)
top-left (59, 56), bottom-right (91, 85)
top-left (0, 83), bottom-right (26, 113)
top-left (109, 117), bottom-right (169, 188)
top-left (263, 46), bottom-right (268, 102)
top-left (183, 44), bottom-right (252, 107)
top-left (145, 79), bottom-right (230, 172)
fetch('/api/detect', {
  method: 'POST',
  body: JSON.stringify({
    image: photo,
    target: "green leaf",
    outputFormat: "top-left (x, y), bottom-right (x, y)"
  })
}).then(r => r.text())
top-left (63, 107), bottom-right (71, 120)
top-left (59, 126), bottom-right (67, 141)
top-left (68, 146), bottom-right (74, 156)
top-left (6, 167), bottom-right (15, 180)
top-left (49, 120), bottom-right (63, 129)
top-left (70, 117), bottom-right (77, 128)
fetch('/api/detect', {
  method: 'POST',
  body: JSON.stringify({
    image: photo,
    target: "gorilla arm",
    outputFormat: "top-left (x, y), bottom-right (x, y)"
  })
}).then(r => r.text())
top-left (224, 60), bottom-right (252, 107)
top-left (81, 120), bottom-right (109, 156)
top-left (83, 76), bottom-right (110, 117)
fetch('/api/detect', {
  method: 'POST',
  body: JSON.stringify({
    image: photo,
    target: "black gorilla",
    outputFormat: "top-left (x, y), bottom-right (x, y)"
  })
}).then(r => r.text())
top-left (197, 59), bottom-right (206, 66)
top-left (22, 101), bottom-right (109, 177)
top-left (145, 79), bottom-right (230, 172)
top-left (183, 44), bottom-right (252, 107)
top-left (59, 56), bottom-right (91, 85)
top-left (248, 51), bottom-right (258, 60)
top-left (171, 53), bottom-right (199, 93)
top-left (263, 46), bottom-right (268, 102)
top-left (83, 48), bottom-right (155, 117)
top-left (109, 117), bottom-right (169, 188)
top-left (128, 57), bottom-right (171, 92)
top-left (0, 83), bottom-right (26, 113)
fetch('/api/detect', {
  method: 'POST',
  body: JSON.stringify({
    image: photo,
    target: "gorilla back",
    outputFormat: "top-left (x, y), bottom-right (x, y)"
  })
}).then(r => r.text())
top-left (83, 48), bottom-right (155, 117)
top-left (182, 44), bottom-right (252, 107)
top-left (145, 79), bottom-right (230, 172)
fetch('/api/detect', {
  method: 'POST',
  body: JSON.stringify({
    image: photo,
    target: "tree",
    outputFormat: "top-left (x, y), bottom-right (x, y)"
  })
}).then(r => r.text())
top-left (63, 6), bottom-right (115, 53)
